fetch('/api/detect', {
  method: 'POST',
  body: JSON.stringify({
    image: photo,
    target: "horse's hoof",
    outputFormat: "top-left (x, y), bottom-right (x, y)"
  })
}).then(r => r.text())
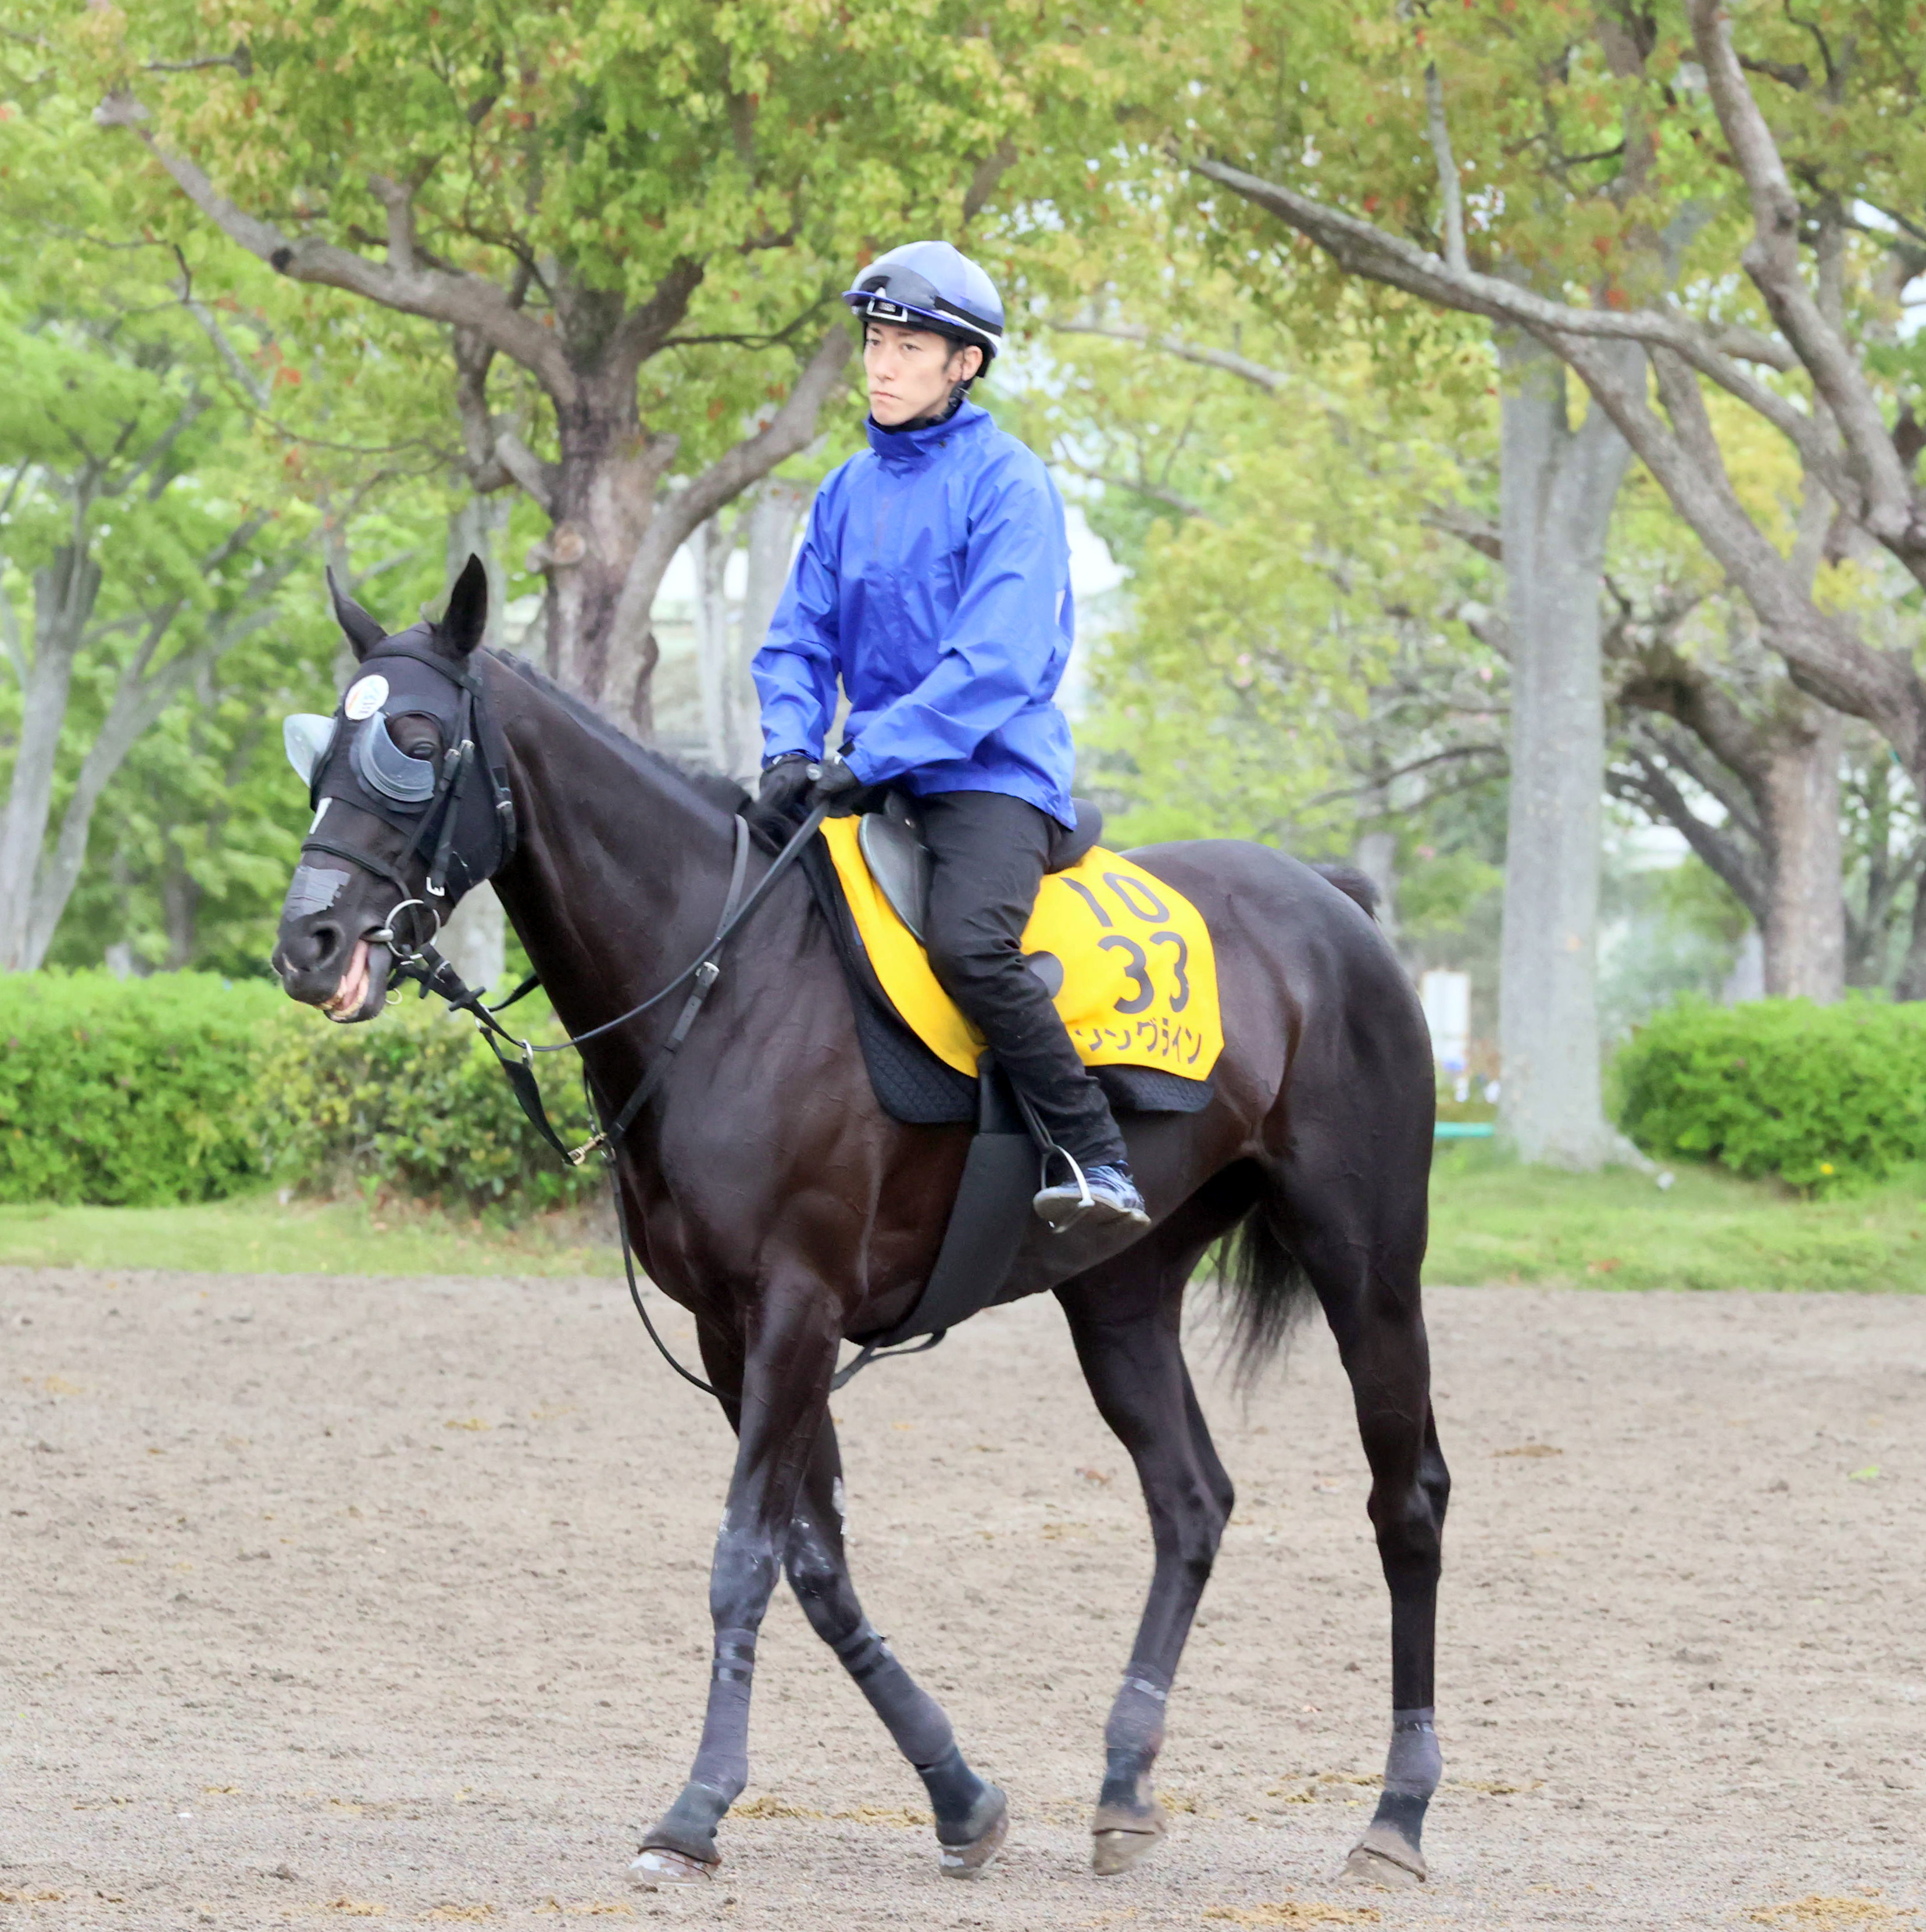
top-left (1091, 1798), bottom-right (1167, 1876)
top-left (1336, 1826), bottom-right (1426, 1889)
top-left (628, 1847), bottom-right (716, 1888)
top-left (938, 1785), bottom-right (1008, 1877)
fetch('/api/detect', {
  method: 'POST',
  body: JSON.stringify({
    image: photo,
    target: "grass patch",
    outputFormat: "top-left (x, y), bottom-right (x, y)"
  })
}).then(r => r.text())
top-left (0, 1189), bottom-right (620, 1279)
top-left (1428, 1143), bottom-right (1926, 1293)
top-left (8, 1144), bottom-right (1923, 1294)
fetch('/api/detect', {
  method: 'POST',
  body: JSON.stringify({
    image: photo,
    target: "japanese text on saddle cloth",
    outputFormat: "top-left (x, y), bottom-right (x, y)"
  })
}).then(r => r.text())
top-left (822, 817), bottom-right (1224, 1083)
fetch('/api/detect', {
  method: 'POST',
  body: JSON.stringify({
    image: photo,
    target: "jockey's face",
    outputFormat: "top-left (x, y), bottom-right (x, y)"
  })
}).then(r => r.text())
top-left (863, 321), bottom-right (984, 426)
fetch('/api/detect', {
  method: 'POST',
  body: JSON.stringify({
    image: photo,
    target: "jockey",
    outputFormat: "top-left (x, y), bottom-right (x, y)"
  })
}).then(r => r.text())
top-left (750, 239), bottom-right (1149, 1232)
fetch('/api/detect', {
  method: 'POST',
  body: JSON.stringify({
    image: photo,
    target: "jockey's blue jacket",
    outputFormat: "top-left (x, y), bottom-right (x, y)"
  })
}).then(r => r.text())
top-left (752, 400), bottom-right (1077, 827)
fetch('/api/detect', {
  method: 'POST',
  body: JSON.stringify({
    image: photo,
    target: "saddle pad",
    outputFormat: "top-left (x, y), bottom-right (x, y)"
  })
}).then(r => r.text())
top-left (821, 815), bottom-right (1224, 1083)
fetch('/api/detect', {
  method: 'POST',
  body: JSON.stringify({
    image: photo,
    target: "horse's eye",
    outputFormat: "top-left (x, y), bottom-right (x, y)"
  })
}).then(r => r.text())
top-left (406, 740), bottom-right (435, 761)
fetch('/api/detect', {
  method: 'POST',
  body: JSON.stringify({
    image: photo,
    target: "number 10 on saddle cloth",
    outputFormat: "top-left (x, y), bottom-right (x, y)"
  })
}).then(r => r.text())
top-left (821, 817), bottom-right (1224, 1083)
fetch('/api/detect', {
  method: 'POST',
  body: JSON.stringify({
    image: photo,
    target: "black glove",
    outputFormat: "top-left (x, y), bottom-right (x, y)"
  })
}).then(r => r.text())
top-left (744, 753), bottom-right (815, 851)
top-left (806, 757), bottom-right (863, 814)
top-left (757, 753), bottom-right (814, 817)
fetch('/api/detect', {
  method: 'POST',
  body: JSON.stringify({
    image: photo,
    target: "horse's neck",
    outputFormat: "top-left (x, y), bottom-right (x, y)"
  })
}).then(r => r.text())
top-left (489, 671), bottom-right (738, 1043)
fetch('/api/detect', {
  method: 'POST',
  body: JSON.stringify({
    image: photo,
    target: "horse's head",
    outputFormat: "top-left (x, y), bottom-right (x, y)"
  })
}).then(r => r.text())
top-left (271, 554), bottom-right (515, 1021)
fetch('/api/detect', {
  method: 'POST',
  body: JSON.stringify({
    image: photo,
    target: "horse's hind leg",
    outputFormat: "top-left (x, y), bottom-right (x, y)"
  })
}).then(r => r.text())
top-left (783, 1414), bottom-right (1007, 1876)
top-left (1058, 1230), bottom-right (1234, 1877)
top-left (1278, 1158), bottom-right (1448, 1887)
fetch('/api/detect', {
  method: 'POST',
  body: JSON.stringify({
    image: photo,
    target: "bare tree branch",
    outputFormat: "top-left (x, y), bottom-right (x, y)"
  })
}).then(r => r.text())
top-left (1610, 746), bottom-right (1768, 918)
top-left (1187, 153), bottom-right (1844, 491)
top-left (1548, 327), bottom-right (1926, 758)
top-left (1046, 319), bottom-right (1290, 394)
top-left (963, 137), bottom-right (1019, 224)
top-left (1423, 502), bottom-right (1503, 561)
top-left (94, 93), bottom-right (579, 403)
top-left (1425, 65), bottom-right (1468, 276)
top-left (1056, 456), bottom-right (1209, 521)
top-left (1685, 0), bottom-right (1925, 561)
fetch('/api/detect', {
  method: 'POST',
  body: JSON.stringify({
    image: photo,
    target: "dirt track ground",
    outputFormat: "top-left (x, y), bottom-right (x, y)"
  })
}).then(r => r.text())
top-left (2, 1266), bottom-right (1921, 1931)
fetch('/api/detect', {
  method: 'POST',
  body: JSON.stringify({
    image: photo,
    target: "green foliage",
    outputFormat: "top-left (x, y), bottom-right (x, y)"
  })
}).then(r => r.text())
top-left (73, 0), bottom-right (1107, 485)
top-left (0, 972), bottom-right (596, 1213)
top-left (1007, 312), bottom-right (1499, 850)
top-left (1615, 997), bottom-right (1926, 1193)
top-left (0, 972), bottom-right (284, 1205)
top-left (260, 999), bottom-right (598, 1214)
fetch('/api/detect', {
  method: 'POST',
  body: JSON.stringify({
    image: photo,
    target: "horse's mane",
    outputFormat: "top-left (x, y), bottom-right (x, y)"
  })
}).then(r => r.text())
top-left (489, 649), bottom-right (750, 815)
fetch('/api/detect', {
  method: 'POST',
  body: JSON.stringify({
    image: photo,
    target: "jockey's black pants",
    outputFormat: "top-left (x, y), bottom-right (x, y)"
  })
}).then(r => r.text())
top-left (916, 789), bottom-right (1129, 1171)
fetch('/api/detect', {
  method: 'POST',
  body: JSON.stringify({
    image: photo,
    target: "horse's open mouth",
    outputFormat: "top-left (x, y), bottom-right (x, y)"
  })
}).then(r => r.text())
top-left (321, 936), bottom-right (394, 1022)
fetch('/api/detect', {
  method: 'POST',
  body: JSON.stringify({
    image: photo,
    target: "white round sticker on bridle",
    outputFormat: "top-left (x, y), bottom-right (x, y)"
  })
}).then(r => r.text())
top-left (343, 674), bottom-right (389, 721)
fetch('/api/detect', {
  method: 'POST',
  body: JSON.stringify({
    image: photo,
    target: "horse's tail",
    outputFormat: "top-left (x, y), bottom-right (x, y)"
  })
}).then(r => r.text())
top-left (1218, 1186), bottom-right (1318, 1382)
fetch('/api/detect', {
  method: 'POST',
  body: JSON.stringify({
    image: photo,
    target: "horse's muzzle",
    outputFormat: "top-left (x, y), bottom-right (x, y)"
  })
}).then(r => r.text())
top-left (273, 910), bottom-right (394, 1022)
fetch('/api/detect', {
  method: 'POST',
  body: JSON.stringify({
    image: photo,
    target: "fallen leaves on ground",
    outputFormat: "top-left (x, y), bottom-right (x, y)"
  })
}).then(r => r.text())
top-left (733, 1793), bottom-right (824, 1820)
top-left (1748, 1900), bottom-right (1909, 1928)
top-left (732, 1793), bottom-right (930, 1826)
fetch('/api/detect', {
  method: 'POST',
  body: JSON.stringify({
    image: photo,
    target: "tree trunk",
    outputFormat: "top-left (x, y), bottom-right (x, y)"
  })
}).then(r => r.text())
top-left (1756, 704), bottom-right (1844, 999)
top-left (692, 511), bottom-right (734, 775)
top-left (0, 551), bottom-right (96, 971)
top-left (1496, 336), bottom-right (1636, 1168)
top-left (534, 418), bottom-right (665, 727)
top-left (737, 482), bottom-right (806, 778)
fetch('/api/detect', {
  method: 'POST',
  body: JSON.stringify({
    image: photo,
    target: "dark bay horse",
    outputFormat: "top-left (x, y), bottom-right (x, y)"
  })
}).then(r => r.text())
top-left (271, 560), bottom-right (1447, 1892)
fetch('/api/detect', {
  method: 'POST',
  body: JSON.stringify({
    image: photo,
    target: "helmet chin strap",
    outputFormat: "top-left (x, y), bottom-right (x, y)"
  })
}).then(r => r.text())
top-left (873, 381), bottom-right (971, 436)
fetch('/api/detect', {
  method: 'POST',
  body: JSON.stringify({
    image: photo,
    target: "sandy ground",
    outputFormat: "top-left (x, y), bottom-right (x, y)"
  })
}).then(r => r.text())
top-left (1, 1266), bottom-right (1921, 1932)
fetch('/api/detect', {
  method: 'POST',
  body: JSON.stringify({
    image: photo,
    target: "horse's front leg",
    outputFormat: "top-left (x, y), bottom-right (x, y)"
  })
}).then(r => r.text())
top-left (632, 1283), bottom-right (838, 1885)
top-left (784, 1412), bottom-right (1008, 1874)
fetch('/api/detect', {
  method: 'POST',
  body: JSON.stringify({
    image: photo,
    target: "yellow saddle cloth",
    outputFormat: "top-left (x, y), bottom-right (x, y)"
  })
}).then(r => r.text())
top-left (821, 815), bottom-right (1223, 1082)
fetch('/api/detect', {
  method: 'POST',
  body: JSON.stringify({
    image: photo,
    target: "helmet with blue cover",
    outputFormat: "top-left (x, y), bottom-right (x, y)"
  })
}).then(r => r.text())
top-left (842, 241), bottom-right (1004, 371)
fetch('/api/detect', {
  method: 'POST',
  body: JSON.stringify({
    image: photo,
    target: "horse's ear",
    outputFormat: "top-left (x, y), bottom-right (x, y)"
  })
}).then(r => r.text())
top-left (441, 553), bottom-right (489, 657)
top-left (327, 567), bottom-right (387, 661)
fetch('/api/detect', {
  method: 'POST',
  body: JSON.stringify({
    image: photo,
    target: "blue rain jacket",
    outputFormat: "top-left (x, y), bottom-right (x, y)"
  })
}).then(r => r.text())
top-left (752, 400), bottom-right (1077, 827)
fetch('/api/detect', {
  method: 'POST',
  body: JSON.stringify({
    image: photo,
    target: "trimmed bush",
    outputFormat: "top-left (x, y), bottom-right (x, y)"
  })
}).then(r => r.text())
top-left (1615, 996), bottom-right (1926, 1192)
top-left (0, 971), bottom-right (597, 1212)
top-left (0, 972), bottom-right (286, 1205)
top-left (259, 996), bottom-right (596, 1212)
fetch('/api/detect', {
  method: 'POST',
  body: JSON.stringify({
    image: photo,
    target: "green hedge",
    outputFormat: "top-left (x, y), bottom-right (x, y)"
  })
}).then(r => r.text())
top-left (1616, 996), bottom-right (1926, 1192)
top-left (0, 972), bottom-right (595, 1212)
top-left (0, 973), bottom-right (284, 1205)
top-left (260, 992), bottom-right (595, 1212)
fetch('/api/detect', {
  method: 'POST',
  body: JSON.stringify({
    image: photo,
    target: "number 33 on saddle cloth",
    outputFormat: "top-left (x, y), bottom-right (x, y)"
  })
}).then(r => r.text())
top-left (820, 814), bottom-right (1224, 1084)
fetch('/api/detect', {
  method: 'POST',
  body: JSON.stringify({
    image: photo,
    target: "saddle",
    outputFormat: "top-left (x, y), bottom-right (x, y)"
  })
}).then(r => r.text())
top-left (857, 792), bottom-right (1105, 950)
top-left (800, 799), bottom-right (1222, 1354)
